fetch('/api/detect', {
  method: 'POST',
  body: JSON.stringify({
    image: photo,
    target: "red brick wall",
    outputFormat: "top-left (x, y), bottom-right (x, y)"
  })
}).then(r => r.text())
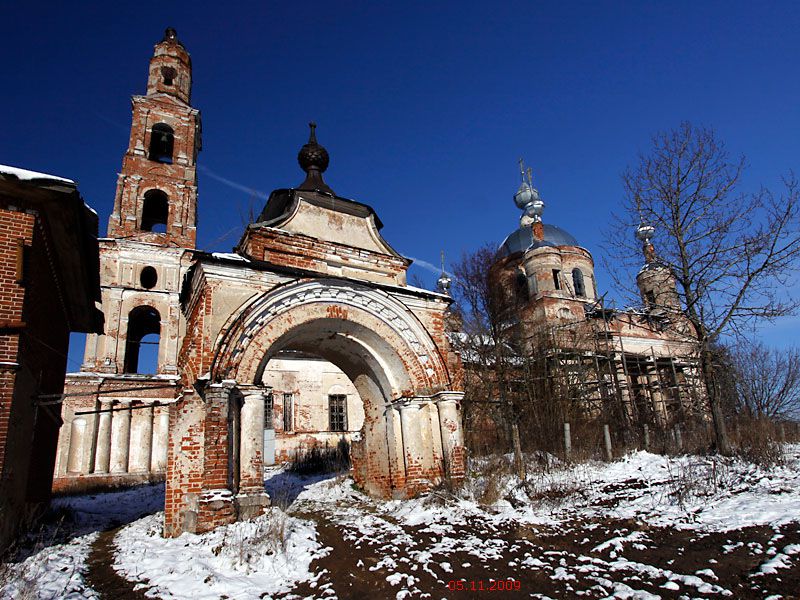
top-left (164, 391), bottom-right (205, 536)
top-left (0, 205), bottom-right (73, 547)
top-left (177, 284), bottom-right (212, 385)
top-left (0, 208), bottom-right (32, 483)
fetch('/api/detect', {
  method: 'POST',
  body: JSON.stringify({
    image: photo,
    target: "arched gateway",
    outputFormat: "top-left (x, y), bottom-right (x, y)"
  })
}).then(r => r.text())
top-left (164, 126), bottom-right (465, 536)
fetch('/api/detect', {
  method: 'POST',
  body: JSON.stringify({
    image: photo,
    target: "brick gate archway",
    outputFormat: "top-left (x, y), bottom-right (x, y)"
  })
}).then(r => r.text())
top-left (165, 279), bottom-right (465, 537)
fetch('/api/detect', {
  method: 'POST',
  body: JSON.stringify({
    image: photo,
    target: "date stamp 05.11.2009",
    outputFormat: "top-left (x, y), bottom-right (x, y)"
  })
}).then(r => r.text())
top-left (446, 579), bottom-right (521, 592)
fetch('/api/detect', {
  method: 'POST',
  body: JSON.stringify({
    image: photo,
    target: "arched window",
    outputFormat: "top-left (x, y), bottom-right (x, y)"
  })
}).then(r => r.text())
top-left (124, 306), bottom-right (161, 374)
top-left (161, 66), bottom-right (177, 86)
top-left (141, 190), bottom-right (168, 233)
top-left (572, 268), bottom-right (586, 297)
top-left (148, 123), bottom-right (174, 163)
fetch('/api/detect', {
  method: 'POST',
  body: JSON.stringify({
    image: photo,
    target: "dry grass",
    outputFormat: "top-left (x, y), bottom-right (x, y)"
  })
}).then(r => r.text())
top-left (730, 417), bottom-right (785, 467)
top-left (287, 439), bottom-right (351, 476)
top-left (216, 508), bottom-right (291, 571)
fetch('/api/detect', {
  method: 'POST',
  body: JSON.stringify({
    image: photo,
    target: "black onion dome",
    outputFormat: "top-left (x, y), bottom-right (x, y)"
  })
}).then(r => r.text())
top-left (298, 123), bottom-right (329, 172)
top-left (297, 122), bottom-right (334, 194)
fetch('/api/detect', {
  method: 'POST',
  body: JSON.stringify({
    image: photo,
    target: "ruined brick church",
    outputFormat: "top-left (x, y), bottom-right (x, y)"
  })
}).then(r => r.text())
top-left (476, 168), bottom-right (707, 449)
top-left (54, 30), bottom-right (466, 535)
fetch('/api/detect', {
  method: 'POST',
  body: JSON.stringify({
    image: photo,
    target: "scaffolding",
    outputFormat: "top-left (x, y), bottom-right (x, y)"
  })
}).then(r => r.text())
top-left (459, 305), bottom-right (709, 456)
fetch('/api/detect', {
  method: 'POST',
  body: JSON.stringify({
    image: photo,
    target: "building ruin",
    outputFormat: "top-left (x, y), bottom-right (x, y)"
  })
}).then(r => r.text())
top-left (464, 166), bottom-right (707, 453)
top-left (54, 30), bottom-right (466, 535)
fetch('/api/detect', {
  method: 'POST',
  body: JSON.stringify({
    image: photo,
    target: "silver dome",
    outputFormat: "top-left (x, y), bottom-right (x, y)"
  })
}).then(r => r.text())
top-left (636, 223), bottom-right (655, 242)
top-left (499, 224), bottom-right (580, 256)
top-left (514, 182), bottom-right (534, 208)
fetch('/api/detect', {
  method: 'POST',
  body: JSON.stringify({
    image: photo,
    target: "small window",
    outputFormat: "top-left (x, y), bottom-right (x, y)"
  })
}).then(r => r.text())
top-left (283, 393), bottom-right (293, 432)
top-left (572, 268), bottom-right (586, 298)
top-left (140, 266), bottom-right (158, 289)
top-left (161, 66), bottom-right (177, 86)
top-left (528, 274), bottom-right (538, 296)
top-left (329, 394), bottom-right (347, 432)
top-left (646, 290), bottom-right (657, 306)
top-left (148, 123), bottom-right (174, 163)
top-left (141, 190), bottom-right (168, 233)
top-left (514, 272), bottom-right (528, 303)
top-left (264, 392), bottom-right (274, 430)
top-left (15, 239), bottom-right (26, 285)
top-left (552, 269), bottom-right (561, 291)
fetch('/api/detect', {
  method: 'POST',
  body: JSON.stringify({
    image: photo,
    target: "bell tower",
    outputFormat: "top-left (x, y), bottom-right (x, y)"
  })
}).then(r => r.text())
top-left (107, 27), bottom-right (201, 248)
top-left (55, 28), bottom-right (203, 489)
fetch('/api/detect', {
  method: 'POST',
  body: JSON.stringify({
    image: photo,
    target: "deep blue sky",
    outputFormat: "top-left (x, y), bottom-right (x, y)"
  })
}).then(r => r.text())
top-left (2, 1), bottom-right (798, 368)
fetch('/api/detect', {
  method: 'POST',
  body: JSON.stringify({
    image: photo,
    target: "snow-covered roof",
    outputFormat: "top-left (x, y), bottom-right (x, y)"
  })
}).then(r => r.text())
top-left (0, 164), bottom-right (75, 185)
top-left (211, 252), bottom-right (250, 262)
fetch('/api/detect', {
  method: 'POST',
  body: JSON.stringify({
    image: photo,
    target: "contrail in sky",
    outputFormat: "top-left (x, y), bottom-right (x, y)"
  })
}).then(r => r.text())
top-left (198, 165), bottom-right (269, 199)
top-left (404, 255), bottom-right (451, 277)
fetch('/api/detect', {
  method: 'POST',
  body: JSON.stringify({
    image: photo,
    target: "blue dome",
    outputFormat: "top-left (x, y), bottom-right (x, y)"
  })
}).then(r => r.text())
top-left (499, 224), bottom-right (580, 256)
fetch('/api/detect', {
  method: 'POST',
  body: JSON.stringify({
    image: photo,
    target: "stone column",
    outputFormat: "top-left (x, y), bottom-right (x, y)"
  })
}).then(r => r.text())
top-left (384, 403), bottom-right (406, 494)
top-left (110, 402), bottom-right (131, 473)
top-left (398, 400), bottom-right (426, 494)
top-left (239, 393), bottom-right (265, 492)
top-left (427, 401), bottom-right (444, 472)
top-left (66, 417), bottom-right (87, 473)
top-left (434, 392), bottom-right (465, 478)
top-left (236, 391), bottom-right (271, 520)
top-left (151, 403), bottom-right (169, 472)
top-left (130, 403), bottom-right (154, 472)
top-left (93, 401), bottom-right (112, 473)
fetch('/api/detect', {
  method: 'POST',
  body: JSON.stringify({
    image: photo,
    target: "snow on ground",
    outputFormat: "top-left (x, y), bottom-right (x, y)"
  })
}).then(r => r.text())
top-left (281, 445), bottom-right (800, 598)
top-left (499, 445), bottom-right (800, 532)
top-left (0, 533), bottom-right (98, 600)
top-left (297, 444), bottom-right (800, 535)
top-left (0, 483), bottom-right (163, 600)
top-left (2, 446), bottom-right (800, 599)
top-left (113, 507), bottom-right (329, 599)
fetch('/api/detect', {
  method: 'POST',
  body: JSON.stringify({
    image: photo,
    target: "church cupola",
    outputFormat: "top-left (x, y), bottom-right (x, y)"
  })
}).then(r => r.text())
top-left (146, 28), bottom-right (192, 104)
top-left (436, 251), bottom-right (452, 295)
top-left (515, 160), bottom-right (545, 241)
top-left (635, 223), bottom-right (681, 312)
top-left (492, 161), bottom-right (597, 314)
top-left (297, 122), bottom-right (334, 195)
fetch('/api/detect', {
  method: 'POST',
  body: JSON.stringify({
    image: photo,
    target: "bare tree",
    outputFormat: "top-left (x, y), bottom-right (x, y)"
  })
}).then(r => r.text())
top-left (732, 340), bottom-right (800, 420)
top-left (607, 122), bottom-right (800, 453)
top-left (451, 245), bottom-right (526, 479)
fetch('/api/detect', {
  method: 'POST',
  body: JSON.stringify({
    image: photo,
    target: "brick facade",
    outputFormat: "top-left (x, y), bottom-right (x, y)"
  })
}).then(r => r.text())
top-left (53, 30), bottom-right (467, 539)
top-left (0, 168), bottom-right (101, 551)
